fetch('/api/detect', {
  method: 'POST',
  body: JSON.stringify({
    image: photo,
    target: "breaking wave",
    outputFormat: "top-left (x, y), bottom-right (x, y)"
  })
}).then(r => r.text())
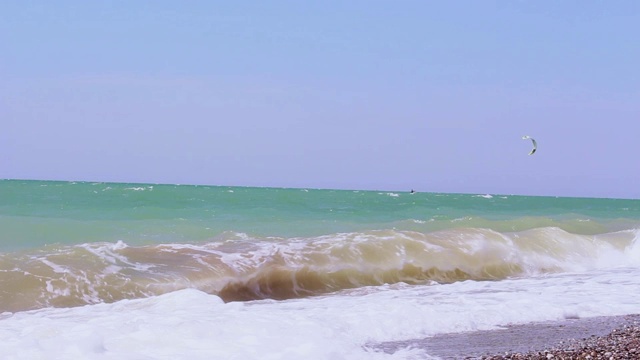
top-left (1, 227), bottom-right (638, 312)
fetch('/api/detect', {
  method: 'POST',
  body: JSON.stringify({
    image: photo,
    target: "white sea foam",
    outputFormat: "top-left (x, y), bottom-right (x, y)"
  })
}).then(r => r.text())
top-left (626, 229), bottom-right (640, 262)
top-left (476, 194), bottom-right (493, 199)
top-left (1, 266), bottom-right (639, 359)
top-left (79, 242), bottom-right (153, 272)
top-left (38, 258), bottom-right (69, 274)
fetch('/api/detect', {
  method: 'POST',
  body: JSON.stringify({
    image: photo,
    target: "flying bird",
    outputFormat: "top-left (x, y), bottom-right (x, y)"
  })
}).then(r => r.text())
top-left (522, 135), bottom-right (537, 155)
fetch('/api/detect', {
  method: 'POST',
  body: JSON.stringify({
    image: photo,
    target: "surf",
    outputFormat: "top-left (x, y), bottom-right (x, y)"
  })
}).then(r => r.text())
top-left (1, 227), bottom-right (638, 312)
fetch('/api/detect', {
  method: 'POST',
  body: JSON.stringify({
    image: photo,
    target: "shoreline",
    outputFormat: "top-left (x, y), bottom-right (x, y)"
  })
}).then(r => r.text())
top-left (374, 314), bottom-right (640, 359)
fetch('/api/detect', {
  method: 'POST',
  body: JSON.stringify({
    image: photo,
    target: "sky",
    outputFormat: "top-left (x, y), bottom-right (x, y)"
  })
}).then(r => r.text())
top-left (1, 1), bottom-right (639, 199)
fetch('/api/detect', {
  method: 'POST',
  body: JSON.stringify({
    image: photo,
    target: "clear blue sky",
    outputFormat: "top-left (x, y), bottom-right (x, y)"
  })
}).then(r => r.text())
top-left (2, 1), bottom-right (639, 198)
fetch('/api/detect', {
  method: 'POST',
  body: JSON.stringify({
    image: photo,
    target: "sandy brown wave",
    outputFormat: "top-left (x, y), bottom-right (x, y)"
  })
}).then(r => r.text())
top-left (0, 227), bottom-right (636, 312)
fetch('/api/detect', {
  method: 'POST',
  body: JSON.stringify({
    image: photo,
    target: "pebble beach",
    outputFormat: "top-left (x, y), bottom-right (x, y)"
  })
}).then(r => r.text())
top-left (483, 317), bottom-right (640, 360)
top-left (377, 315), bottom-right (640, 359)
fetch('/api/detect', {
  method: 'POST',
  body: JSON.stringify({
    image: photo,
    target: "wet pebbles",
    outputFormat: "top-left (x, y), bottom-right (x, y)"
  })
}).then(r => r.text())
top-left (481, 318), bottom-right (640, 360)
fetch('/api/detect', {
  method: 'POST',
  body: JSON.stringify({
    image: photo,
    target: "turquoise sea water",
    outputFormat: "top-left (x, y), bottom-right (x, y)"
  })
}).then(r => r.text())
top-left (2, 180), bottom-right (640, 359)
top-left (1, 179), bottom-right (640, 313)
top-left (2, 179), bottom-right (639, 251)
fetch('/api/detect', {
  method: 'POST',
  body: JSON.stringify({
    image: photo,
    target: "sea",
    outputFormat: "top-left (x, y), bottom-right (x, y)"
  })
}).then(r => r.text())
top-left (1, 179), bottom-right (639, 359)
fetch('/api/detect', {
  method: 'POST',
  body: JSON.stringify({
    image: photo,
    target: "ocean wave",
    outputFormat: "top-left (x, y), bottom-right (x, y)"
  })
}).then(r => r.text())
top-left (0, 227), bottom-right (638, 312)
